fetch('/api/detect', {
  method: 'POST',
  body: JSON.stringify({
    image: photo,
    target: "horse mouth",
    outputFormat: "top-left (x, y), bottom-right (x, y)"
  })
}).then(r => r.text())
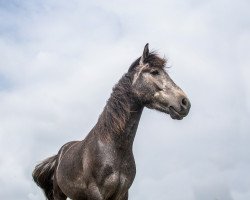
top-left (169, 106), bottom-right (184, 120)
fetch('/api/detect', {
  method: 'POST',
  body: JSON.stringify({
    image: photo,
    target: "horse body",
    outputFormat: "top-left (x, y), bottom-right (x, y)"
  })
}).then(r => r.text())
top-left (33, 44), bottom-right (191, 200)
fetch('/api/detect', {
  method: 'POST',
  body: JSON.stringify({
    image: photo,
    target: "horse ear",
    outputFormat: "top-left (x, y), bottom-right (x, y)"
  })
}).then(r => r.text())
top-left (140, 43), bottom-right (149, 65)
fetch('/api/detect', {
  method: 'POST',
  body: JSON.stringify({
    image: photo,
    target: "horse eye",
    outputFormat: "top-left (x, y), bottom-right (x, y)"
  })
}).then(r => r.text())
top-left (150, 70), bottom-right (159, 76)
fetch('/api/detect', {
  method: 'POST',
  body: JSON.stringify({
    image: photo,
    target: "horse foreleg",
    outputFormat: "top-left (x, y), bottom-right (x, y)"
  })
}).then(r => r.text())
top-left (86, 183), bottom-right (104, 200)
top-left (72, 183), bottom-right (104, 200)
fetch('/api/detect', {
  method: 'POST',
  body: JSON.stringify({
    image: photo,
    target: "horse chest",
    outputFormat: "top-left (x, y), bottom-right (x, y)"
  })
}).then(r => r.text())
top-left (102, 171), bottom-right (132, 199)
top-left (97, 156), bottom-right (135, 198)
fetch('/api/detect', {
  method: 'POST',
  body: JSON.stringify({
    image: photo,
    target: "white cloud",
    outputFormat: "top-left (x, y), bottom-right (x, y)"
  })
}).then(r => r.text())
top-left (0, 0), bottom-right (249, 199)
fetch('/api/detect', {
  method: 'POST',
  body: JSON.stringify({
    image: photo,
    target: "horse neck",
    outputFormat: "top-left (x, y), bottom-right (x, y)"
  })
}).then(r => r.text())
top-left (94, 74), bottom-right (144, 148)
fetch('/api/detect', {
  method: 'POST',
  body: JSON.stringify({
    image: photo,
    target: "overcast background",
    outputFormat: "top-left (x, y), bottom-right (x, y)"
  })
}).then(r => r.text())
top-left (0, 0), bottom-right (250, 199)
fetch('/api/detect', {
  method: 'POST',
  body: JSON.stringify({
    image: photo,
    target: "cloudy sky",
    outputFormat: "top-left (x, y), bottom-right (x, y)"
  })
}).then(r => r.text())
top-left (0, 0), bottom-right (250, 199)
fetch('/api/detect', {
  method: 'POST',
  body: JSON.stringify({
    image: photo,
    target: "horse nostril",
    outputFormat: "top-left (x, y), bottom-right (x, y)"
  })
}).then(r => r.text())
top-left (181, 97), bottom-right (190, 110)
top-left (182, 98), bottom-right (188, 106)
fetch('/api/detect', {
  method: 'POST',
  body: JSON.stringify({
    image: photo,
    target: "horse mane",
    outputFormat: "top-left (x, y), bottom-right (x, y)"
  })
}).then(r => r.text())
top-left (96, 74), bottom-right (134, 138)
top-left (128, 51), bottom-right (166, 72)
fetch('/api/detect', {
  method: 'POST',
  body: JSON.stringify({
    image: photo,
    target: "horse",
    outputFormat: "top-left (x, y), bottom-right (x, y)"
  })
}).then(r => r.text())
top-left (32, 43), bottom-right (191, 200)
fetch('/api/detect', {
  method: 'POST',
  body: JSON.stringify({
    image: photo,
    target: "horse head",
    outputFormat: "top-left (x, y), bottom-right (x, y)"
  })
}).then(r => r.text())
top-left (129, 43), bottom-right (191, 120)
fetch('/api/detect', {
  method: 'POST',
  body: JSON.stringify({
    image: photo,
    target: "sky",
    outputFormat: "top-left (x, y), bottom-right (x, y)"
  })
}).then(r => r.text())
top-left (0, 0), bottom-right (250, 199)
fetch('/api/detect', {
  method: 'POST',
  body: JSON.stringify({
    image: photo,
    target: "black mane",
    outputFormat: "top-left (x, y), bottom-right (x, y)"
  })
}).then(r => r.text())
top-left (96, 74), bottom-right (133, 138)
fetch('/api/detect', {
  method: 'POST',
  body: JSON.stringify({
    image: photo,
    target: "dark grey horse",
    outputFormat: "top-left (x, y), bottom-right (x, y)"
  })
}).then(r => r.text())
top-left (33, 44), bottom-right (191, 200)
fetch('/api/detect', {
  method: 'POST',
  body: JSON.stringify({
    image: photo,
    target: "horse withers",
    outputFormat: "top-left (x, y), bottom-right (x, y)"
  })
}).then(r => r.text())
top-left (33, 44), bottom-right (191, 200)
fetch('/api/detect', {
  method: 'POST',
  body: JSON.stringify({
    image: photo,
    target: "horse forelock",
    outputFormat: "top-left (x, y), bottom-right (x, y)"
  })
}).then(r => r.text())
top-left (128, 52), bottom-right (166, 72)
